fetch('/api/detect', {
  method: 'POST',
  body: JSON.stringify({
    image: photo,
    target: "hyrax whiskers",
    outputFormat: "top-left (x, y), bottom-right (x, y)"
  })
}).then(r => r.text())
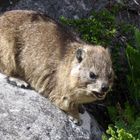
top-left (0, 10), bottom-right (114, 124)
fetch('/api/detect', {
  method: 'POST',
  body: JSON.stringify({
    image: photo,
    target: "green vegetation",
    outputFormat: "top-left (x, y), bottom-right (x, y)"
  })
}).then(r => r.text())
top-left (105, 28), bottom-right (140, 139)
top-left (104, 28), bottom-right (140, 139)
top-left (60, 6), bottom-right (140, 140)
top-left (126, 29), bottom-right (140, 105)
top-left (102, 126), bottom-right (137, 140)
top-left (61, 9), bottom-right (116, 46)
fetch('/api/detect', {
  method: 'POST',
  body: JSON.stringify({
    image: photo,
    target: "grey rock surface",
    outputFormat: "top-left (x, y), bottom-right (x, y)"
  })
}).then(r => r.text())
top-left (7, 0), bottom-right (140, 28)
top-left (1, 0), bottom-right (139, 28)
top-left (1, 0), bottom-right (111, 16)
top-left (7, 0), bottom-right (95, 20)
top-left (0, 73), bottom-right (103, 140)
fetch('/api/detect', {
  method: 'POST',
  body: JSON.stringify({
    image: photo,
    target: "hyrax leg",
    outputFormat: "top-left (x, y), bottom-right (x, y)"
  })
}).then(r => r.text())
top-left (50, 94), bottom-right (83, 125)
top-left (68, 108), bottom-right (83, 125)
top-left (0, 29), bottom-right (17, 76)
top-left (7, 76), bottom-right (30, 89)
top-left (68, 105), bottom-right (85, 125)
top-left (66, 101), bottom-right (84, 125)
top-left (0, 29), bottom-right (30, 89)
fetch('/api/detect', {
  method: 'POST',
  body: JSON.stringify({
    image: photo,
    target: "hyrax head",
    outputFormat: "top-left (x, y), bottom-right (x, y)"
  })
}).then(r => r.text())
top-left (70, 45), bottom-right (114, 103)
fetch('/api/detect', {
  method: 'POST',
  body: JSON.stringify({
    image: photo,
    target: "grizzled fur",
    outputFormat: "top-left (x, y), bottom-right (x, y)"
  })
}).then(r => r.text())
top-left (0, 10), bottom-right (113, 121)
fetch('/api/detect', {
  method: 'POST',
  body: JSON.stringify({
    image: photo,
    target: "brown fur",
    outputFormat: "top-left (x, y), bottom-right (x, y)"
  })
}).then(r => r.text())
top-left (0, 10), bottom-right (114, 120)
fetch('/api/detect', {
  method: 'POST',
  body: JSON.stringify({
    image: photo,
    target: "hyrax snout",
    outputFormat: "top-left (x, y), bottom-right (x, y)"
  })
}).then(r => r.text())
top-left (0, 10), bottom-right (114, 123)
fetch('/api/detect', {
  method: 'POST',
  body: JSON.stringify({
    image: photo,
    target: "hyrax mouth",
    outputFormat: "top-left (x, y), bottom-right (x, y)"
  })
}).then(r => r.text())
top-left (92, 91), bottom-right (105, 98)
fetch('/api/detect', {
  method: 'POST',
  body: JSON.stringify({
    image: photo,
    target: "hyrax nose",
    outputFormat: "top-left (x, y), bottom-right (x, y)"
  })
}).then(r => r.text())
top-left (101, 83), bottom-right (109, 92)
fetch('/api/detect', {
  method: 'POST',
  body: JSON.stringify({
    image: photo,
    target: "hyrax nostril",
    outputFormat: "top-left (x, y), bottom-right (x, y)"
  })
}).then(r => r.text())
top-left (101, 84), bottom-right (109, 92)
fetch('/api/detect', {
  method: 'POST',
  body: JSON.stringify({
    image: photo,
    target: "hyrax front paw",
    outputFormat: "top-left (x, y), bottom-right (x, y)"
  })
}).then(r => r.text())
top-left (7, 77), bottom-right (30, 89)
top-left (68, 115), bottom-right (83, 126)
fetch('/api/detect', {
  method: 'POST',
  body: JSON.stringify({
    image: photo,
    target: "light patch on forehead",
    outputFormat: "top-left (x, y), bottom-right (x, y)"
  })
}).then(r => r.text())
top-left (70, 64), bottom-right (89, 81)
top-left (70, 64), bottom-right (80, 76)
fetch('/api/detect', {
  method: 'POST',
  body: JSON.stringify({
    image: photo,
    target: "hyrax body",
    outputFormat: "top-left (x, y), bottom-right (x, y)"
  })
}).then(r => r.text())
top-left (0, 10), bottom-right (113, 122)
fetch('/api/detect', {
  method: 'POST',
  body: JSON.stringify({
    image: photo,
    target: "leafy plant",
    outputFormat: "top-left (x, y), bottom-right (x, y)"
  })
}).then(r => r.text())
top-left (60, 10), bottom-right (116, 46)
top-left (107, 102), bottom-right (140, 138)
top-left (126, 28), bottom-right (140, 106)
top-left (106, 28), bottom-right (140, 140)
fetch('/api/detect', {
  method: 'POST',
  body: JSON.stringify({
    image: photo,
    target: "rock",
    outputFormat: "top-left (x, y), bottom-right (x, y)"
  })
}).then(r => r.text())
top-left (1, 0), bottom-right (140, 28)
top-left (7, 0), bottom-right (95, 20)
top-left (1, 0), bottom-right (112, 16)
top-left (0, 73), bottom-right (103, 140)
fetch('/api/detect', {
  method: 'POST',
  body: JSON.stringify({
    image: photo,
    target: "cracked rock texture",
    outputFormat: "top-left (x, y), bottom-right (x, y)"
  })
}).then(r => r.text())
top-left (7, 0), bottom-right (96, 20)
top-left (0, 74), bottom-right (103, 140)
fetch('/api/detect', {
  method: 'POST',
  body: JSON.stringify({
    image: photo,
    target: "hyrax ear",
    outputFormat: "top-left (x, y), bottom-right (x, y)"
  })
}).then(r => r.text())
top-left (76, 48), bottom-right (85, 63)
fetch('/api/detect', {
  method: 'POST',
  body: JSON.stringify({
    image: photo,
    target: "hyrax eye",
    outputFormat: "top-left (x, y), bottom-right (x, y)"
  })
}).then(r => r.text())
top-left (89, 72), bottom-right (97, 80)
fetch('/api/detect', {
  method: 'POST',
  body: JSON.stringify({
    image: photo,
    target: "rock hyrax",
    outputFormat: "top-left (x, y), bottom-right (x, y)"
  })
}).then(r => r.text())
top-left (0, 10), bottom-right (114, 123)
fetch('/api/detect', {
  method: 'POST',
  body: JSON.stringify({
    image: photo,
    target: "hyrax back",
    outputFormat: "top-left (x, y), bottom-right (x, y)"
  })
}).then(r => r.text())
top-left (0, 10), bottom-right (114, 121)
